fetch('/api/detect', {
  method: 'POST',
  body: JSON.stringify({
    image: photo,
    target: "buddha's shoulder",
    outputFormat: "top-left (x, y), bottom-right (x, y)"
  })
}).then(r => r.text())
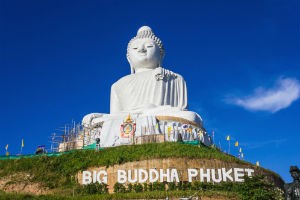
top-left (111, 74), bottom-right (135, 89)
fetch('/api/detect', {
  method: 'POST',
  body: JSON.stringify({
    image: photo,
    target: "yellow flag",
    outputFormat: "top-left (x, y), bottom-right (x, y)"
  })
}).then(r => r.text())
top-left (21, 139), bottom-right (24, 148)
top-left (155, 123), bottom-right (159, 129)
top-left (5, 144), bottom-right (8, 151)
top-left (235, 141), bottom-right (239, 147)
top-left (256, 161), bottom-right (260, 166)
top-left (167, 126), bottom-right (172, 136)
top-left (239, 147), bottom-right (242, 153)
top-left (226, 135), bottom-right (230, 141)
top-left (198, 130), bottom-right (203, 137)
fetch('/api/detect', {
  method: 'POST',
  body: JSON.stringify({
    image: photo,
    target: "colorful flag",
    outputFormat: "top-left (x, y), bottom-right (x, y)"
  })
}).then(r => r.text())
top-left (155, 123), bottom-right (159, 129)
top-left (5, 144), bottom-right (8, 151)
top-left (226, 135), bottom-right (230, 141)
top-left (239, 147), bottom-right (242, 153)
top-left (256, 161), bottom-right (260, 166)
top-left (241, 153), bottom-right (244, 158)
top-left (198, 130), bottom-right (203, 137)
top-left (235, 141), bottom-right (239, 147)
top-left (167, 126), bottom-right (172, 136)
top-left (21, 139), bottom-right (24, 148)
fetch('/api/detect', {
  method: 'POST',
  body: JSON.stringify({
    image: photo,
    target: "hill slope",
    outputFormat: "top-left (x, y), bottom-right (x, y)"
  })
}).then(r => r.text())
top-left (0, 142), bottom-right (284, 199)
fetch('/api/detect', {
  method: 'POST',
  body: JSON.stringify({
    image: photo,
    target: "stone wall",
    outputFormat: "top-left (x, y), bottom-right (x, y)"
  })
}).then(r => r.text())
top-left (77, 157), bottom-right (284, 193)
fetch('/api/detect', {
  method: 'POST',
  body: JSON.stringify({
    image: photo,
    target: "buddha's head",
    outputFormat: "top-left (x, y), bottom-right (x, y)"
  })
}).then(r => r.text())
top-left (127, 26), bottom-right (165, 74)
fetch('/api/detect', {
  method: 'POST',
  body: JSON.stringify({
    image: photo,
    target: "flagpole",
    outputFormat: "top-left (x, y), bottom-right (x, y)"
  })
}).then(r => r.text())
top-left (228, 139), bottom-right (230, 154)
top-left (20, 139), bottom-right (24, 155)
top-left (5, 144), bottom-right (9, 156)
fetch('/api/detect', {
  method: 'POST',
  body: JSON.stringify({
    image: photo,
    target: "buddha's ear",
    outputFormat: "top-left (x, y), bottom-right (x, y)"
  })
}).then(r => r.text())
top-left (127, 56), bottom-right (134, 74)
top-left (127, 55), bottom-right (131, 64)
top-left (130, 65), bottom-right (135, 74)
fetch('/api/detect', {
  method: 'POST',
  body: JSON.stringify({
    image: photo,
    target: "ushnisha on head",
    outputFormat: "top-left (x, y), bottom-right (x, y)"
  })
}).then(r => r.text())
top-left (127, 26), bottom-right (165, 74)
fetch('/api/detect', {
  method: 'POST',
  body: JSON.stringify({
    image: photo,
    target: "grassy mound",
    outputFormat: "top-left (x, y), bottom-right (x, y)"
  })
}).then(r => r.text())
top-left (0, 190), bottom-right (239, 200)
top-left (0, 143), bottom-right (244, 188)
top-left (0, 142), bottom-right (284, 199)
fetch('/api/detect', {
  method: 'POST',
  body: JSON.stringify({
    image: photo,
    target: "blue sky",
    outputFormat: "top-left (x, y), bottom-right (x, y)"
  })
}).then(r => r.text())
top-left (0, 0), bottom-right (299, 182)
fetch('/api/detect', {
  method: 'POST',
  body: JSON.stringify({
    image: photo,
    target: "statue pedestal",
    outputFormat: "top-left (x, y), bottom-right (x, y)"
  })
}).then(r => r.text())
top-left (82, 111), bottom-right (212, 148)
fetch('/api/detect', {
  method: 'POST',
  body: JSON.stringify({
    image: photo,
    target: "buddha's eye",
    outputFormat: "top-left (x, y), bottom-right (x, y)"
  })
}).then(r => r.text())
top-left (132, 47), bottom-right (138, 50)
top-left (147, 45), bottom-right (153, 48)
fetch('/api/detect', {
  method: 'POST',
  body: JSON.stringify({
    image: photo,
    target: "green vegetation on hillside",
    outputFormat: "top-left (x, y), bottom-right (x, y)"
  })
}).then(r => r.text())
top-left (0, 190), bottom-right (239, 200)
top-left (0, 142), bottom-right (284, 199)
top-left (0, 143), bottom-right (244, 188)
top-left (0, 176), bottom-right (284, 199)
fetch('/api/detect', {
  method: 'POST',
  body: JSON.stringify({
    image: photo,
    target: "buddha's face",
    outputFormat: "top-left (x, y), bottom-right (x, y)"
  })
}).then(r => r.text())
top-left (128, 38), bottom-right (161, 73)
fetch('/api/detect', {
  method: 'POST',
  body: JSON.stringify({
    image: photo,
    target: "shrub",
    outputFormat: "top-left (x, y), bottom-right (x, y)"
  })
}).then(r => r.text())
top-left (182, 181), bottom-right (192, 191)
top-left (75, 183), bottom-right (108, 195)
top-left (168, 182), bottom-right (177, 191)
top-left (126, 183), bottom-right (133, 193)
top-left (192, 181), bottom-right (202, 190)
top-left (239, 176), bottom-right (284, 200)
top-left (143, 183), bottom-right (148, 191)
top-left (113, 182), bottom-right (126, 193)
top-left (177, 181), bottom-right (183, 190)
top-left (148, 182), bottom-right (153, 191)
top-left (152, 182), bottom-right (165, 191)
top-left (133, 183), bottom-right (143, 192)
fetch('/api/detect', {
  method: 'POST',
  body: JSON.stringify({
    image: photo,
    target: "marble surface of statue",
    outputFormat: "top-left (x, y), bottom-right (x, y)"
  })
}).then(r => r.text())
top-left (110, 26), bottom-right (187, 114)
top-left (83, 26), bottom-right (202, 126)
top-left (81, 26), bottom-right (210, 147)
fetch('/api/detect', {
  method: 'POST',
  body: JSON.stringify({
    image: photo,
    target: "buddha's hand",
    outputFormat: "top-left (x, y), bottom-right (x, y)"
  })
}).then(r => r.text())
top-left (82, 113), bottom-right (104, 128)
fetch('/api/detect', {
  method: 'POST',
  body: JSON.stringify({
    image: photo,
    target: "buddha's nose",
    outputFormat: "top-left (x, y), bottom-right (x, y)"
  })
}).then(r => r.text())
top-left (138, 45), bottom-right (146, 53)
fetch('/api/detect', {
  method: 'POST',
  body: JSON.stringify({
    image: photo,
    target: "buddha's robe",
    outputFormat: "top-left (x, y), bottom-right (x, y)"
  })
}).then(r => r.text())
top-left (110, 67), bottom-right (187, 114)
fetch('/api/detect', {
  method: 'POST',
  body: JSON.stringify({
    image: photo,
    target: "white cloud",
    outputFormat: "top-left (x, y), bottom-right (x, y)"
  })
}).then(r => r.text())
top-left (228, 77), bottom-right (300, 113)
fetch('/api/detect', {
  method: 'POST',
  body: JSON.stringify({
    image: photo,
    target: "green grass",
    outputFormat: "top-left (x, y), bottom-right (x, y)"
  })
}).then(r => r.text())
top-left (0, 142), bottom-right (284, 199)
top-left (0, 142), bottom-right (246, 188)
top-left (0, 190), bottom-right (239, 200)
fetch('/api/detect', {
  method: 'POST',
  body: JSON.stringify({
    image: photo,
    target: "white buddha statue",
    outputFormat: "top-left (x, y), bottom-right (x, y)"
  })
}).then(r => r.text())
top-left (82, 26), bottom-right (205, 147)
top-left (109, 26), bottom-right (201, 125)
top-left (111, 26), bottom-right (187, 114)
